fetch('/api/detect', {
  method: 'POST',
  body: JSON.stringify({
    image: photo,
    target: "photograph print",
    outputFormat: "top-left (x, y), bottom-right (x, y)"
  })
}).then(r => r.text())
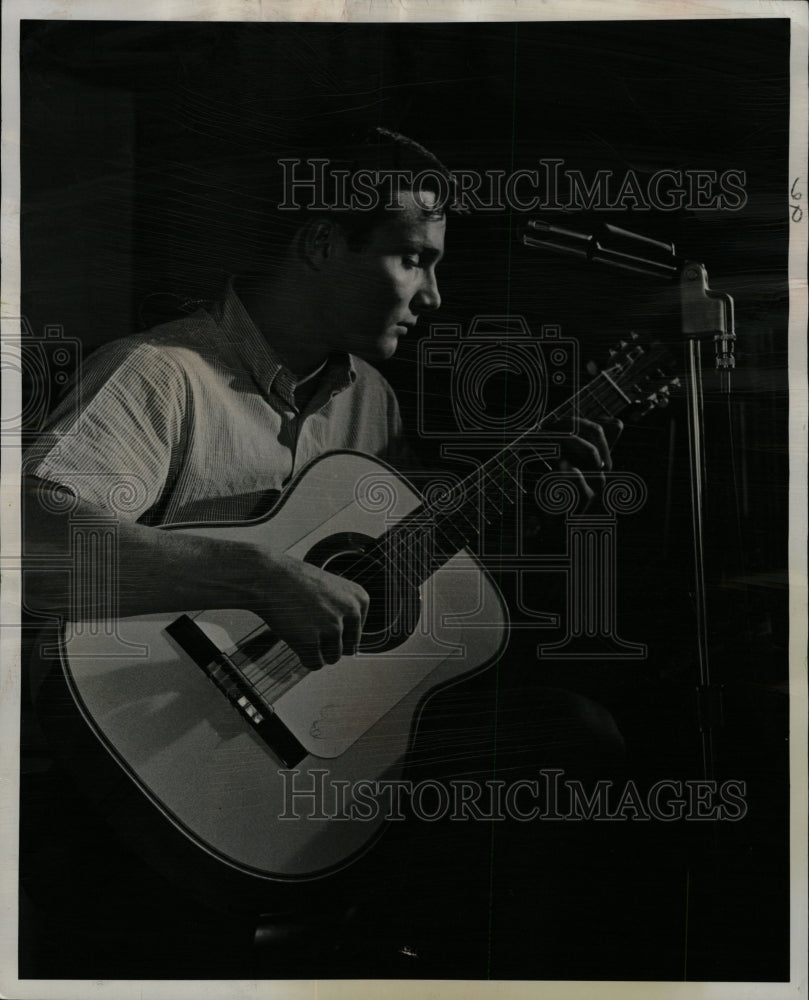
top-left (3, 3), bottom-right (807, 996)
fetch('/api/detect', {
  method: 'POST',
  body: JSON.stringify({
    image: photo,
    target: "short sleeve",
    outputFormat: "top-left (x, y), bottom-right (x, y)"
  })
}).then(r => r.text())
top-left (25, 340), bottom-right (188, 521)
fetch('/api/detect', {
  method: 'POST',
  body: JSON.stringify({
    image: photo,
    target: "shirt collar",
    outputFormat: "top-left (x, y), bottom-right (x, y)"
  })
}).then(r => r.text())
top-left (213, 279), bottom-right (356, 406)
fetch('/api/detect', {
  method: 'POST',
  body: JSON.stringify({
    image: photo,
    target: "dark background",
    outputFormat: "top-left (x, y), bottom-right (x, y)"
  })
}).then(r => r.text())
top-left (19, 18), bottom-right (791, 982)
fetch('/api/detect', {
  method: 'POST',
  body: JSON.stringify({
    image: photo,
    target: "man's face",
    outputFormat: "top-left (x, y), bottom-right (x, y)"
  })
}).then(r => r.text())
top-left (319, 188), bottom-right (445, 360)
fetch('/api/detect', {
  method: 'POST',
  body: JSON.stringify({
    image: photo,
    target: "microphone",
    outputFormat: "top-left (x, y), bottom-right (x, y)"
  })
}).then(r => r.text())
top-left (522, 218), bottom-right (680, 279)
top-left (523, 218), bottom-right (735, 392)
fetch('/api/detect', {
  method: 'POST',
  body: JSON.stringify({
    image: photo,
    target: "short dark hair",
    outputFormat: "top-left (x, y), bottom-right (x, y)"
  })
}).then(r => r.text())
top-left (156, 119), bottom-right (453, 290)
top-left (293, 126), bottom-right (455, 251)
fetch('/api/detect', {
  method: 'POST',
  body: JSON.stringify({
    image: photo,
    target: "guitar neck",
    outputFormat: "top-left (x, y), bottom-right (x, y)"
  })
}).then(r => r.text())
top-left (352, 336), bottom-right (675, 592)
top-left (356, 366), bottom-right (637, 592)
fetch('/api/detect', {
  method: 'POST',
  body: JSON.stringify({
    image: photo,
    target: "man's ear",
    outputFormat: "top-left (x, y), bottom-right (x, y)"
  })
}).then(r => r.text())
top-left (300, 219), bottom-right (335, 269)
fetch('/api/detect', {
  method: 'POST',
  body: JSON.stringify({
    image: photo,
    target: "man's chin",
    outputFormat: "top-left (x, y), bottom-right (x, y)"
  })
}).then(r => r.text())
top-left (356, 336), bottom-right (400, 362)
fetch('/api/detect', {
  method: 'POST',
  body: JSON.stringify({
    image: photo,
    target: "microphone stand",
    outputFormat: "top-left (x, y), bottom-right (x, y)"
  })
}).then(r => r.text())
top-left (523, 220), bottom-right (736, 782)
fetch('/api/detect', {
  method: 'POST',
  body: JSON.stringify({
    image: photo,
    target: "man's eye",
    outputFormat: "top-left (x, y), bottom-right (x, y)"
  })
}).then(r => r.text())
top-left (403, 255), bottom-right (422, 267)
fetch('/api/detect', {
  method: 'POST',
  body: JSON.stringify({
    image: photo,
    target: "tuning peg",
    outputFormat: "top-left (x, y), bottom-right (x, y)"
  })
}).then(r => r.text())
top-left (648, 388), bottom-right (671, 408)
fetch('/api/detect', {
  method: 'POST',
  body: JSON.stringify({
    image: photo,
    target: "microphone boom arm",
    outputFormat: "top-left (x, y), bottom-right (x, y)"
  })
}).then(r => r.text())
top-left (523, 218), bottom-right (736, 391)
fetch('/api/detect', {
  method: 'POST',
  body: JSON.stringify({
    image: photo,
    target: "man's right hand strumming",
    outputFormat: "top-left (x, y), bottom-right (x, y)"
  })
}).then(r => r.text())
top-left (259, 554), bottom-right (370, 671)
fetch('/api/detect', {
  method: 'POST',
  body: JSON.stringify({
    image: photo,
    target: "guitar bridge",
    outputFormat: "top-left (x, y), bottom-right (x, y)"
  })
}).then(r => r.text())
top-left (165, 614), bottom-right (307, 768)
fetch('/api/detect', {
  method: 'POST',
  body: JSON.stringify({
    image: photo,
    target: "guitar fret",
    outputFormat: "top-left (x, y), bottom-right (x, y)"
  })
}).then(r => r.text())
top-left (452, 498), bottom-right (487, 534)
top-left (480, 464), bottom-right (513, 505)
top-left (492, 453), bottom-right (527, 493)
top-left (353, 339), bottom-right (671, 591)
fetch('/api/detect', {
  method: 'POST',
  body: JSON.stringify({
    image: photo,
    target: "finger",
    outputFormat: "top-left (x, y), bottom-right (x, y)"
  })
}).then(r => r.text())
top-left (577, 418), bottom-right (612, 470)
top-left (356, 585), bottom-right (370, 630)
top-left (321, 628), bottom-right (343, 666)
top-left (343, 610), bottom-right (362, 657)
top-left (584, 465), bottom-right (607, 494)
top-left (543, 417), bottom-right (599, 468)
top-left (569, 466), bottom-right (595, 511)
top-left (562, 435), bottom-right (602, 472)
top-left (603, 417), bottom-right (623, 453)
top-left (563, 454), bottom-right (607, 495)
top-left (298, 639), bottom-right (326, 672)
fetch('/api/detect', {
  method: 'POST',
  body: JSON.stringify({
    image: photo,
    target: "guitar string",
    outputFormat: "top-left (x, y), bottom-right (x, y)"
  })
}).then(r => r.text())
top-left (393, 365), bottom-right (629, 521)
top-left (241, 410), bottom-right (610, 701)
top-left (232, 405), bottom-right (568, 697)
top-left (371, 361), bottom-right (649, 599)
top-left (239, 458), bottom-right (542, 702)
top-left (236, 374), bottom-right (626, 703)
top-left (364, 367), bottom-right (629, 565)
top-left (382, 346), bottom-right (669, 591)
top-left (229, 354), bottom-right (657, 704)
top-left (233, 370), bottom-right (629, 702)
top-left (372, 362), bottom-right (642, 566)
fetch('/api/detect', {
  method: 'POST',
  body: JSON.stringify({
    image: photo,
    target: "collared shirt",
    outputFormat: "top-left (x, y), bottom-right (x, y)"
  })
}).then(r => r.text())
top-left (27, 287), bottom-right (405, 524)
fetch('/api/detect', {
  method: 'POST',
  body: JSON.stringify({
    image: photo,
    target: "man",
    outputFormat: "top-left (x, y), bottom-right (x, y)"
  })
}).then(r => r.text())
top-left (24, 127), bottom-right (612, 669)
top-left (21, 127), bottom-right (619, 976)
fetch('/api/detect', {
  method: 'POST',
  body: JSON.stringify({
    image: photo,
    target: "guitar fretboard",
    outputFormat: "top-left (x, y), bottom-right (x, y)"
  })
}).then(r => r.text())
top-left (355, 363), bottom-right (636, 592)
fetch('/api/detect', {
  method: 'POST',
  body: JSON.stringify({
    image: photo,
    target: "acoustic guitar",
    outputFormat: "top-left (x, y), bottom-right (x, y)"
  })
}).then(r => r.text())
top-left (33, 334), bottom-right (676, 897)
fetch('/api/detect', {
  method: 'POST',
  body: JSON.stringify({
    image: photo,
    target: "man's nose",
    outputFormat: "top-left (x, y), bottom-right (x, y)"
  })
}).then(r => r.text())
top-left (414, 269), bottom-right (441, 313)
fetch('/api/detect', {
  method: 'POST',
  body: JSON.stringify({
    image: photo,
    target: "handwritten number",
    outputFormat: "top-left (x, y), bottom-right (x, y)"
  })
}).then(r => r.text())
top-left (791, 177), bottom-right (803, 222)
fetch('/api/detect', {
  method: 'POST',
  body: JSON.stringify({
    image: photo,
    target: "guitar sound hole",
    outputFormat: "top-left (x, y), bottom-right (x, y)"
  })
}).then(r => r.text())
top-left (304, 532), bottom-right (420, 654)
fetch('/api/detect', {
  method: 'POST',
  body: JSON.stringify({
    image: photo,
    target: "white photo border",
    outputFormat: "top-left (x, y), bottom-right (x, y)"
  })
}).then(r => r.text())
top-left (2, 2), bottom-right (806, 998)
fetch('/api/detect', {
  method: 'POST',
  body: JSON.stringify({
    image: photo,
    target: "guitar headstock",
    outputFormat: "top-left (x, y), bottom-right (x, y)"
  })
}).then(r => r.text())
top-left (592, 332), bottom-right (681, 416)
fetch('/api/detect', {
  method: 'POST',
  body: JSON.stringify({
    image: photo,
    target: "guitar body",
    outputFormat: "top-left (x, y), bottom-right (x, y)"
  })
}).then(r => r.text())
top-left (33, 342), bottom-right (676, 903)
top-left (36, 452), bottom-right (508, 892)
